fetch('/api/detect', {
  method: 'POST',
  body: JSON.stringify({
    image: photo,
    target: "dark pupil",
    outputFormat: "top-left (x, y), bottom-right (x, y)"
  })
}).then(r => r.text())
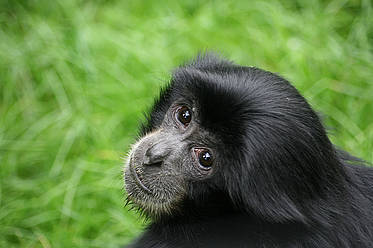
top-left (199, 151), bottom-right (212, 167)
top-left (178, 107), bottom-right (191, 125)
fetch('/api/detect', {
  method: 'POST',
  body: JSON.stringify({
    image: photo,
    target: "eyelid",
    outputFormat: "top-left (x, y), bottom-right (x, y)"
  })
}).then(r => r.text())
top-left (193, 148), bottom-right (203, 157)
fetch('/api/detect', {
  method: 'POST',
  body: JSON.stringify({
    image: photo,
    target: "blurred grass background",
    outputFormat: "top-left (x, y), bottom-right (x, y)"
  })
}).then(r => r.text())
top-left (0, 0), bottom-right (372, 247)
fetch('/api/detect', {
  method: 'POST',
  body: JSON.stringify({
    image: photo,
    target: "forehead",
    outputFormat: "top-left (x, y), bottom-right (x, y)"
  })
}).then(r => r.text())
top-left (141, 62), bottom-right (289, 146)
top-left (167, 68), bottom-right (253, 143)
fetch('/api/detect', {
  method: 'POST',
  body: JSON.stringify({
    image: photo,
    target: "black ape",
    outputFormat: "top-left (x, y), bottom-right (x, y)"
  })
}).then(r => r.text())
top-left (124, 54), bottom-right (373, 247)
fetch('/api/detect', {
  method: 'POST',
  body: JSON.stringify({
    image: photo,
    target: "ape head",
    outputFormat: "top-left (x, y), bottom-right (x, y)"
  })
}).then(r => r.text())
top-left (124, 54), bottom-right (346, 223)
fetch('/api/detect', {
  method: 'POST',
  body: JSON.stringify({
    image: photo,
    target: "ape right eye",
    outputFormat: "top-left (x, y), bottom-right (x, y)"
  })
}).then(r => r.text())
top-left (176, 106), bottom-right (192, 126)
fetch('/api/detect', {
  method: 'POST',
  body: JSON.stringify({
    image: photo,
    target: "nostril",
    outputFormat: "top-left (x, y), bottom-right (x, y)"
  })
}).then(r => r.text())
top-left (143, 143), bottom-right (169, 166)
top-left (143, 150), bottom-right (164, 167)
top-left (143, 160), bottom-right (163, 167)
top-left (143, 156), bottom-right (163, 167)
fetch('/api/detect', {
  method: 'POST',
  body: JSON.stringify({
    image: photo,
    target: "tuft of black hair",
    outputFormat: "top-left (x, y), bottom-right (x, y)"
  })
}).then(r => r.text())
top-left (128, 53), bottom-right (373, 248)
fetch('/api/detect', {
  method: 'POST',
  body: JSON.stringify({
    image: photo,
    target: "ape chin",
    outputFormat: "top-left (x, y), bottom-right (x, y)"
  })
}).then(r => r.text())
top-left (124, 53), bottom-right (373, 247)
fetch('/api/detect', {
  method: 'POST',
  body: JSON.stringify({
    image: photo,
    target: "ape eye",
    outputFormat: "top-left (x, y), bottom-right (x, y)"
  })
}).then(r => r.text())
top-left (194, 148), bottom-right (213, 169)
top-left (176, 106), bottom-right (192, 126)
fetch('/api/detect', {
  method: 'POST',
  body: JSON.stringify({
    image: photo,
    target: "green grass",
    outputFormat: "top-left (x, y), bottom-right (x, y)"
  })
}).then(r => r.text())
top-left (0, 0), bottom-right (372, 247)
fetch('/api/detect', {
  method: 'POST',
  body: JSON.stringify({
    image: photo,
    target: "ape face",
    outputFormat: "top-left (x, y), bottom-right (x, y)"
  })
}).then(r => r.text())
top-left (124, 54), bottom-right (341, 222)
top-left (125, 102), bottom-right (217, 216)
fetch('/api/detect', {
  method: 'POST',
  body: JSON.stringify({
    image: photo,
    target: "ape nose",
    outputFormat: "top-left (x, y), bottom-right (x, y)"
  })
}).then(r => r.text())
top-left (143, 143), bottom-right (169, 166)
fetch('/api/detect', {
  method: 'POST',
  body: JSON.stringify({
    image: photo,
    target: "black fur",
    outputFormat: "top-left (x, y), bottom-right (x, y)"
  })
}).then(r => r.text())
top-left (127, 53), bottom-right (373, 247)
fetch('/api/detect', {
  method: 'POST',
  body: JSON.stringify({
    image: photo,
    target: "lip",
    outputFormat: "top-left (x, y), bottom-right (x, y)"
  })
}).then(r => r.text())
top-left (129, 156), bottom-right (152, 194)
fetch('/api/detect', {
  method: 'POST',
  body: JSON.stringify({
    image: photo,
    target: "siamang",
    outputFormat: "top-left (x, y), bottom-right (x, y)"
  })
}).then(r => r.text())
top-left (124, 53), bottom-right (373, 248)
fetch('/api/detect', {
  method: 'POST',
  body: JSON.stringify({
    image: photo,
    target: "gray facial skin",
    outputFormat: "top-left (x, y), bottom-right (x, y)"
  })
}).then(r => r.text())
top-left (124, 104), bottom-right (214, 217)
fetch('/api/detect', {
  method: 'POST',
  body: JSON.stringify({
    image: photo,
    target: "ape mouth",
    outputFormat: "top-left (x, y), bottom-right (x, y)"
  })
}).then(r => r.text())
top-left (129, 157), bottom-right (152, 194)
